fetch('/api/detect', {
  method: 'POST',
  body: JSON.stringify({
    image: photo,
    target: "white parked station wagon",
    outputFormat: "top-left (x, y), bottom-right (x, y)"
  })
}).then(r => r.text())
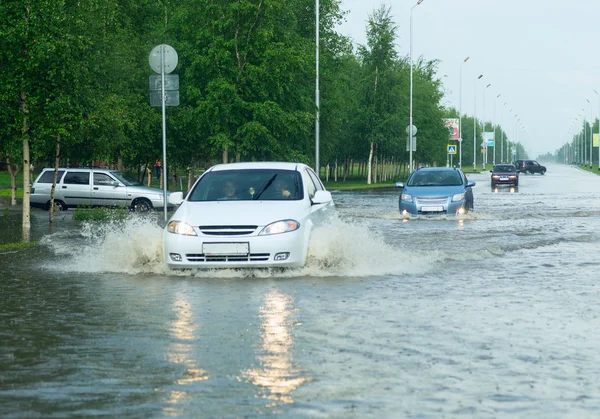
top-left (30, 168), bottom-right (171, 211)
top-left (163, 162), bottom-right (335, 269)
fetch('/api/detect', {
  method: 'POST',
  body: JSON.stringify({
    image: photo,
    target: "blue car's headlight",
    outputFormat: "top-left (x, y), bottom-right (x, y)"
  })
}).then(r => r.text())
top-left (452, 193), bottom-right (465, 202)
top-left (401, 193), bottom-right (413, 203)
top-left (259, 220), bottom-right (300, 235)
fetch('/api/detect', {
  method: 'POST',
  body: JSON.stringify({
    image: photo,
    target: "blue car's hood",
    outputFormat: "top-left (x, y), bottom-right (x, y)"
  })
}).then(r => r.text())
top-left (404, 185), bottom-right (466, 197)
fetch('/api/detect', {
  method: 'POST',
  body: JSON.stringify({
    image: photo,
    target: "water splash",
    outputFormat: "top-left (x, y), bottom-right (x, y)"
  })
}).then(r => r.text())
top-left (39, 214), bottom-right (437, 278)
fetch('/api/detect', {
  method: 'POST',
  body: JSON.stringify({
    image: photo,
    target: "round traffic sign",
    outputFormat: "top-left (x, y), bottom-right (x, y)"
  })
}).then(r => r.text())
top-left (405, 125), bottom-right (418, 135)
top-left (149, 45), bottom-right (178, 74)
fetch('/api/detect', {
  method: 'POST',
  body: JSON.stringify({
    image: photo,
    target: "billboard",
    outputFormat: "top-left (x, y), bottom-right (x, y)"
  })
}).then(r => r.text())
top-left (483, 132), bottom-right (494, 147)
top-left (444, 119), bottom-right (459, 140)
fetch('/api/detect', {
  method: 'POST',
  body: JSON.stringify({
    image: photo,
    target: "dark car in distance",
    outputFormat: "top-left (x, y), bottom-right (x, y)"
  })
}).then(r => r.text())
top-left (491, 164), bottom-right (519, 188)
top-left (514, 159), bottom-right (546, 175)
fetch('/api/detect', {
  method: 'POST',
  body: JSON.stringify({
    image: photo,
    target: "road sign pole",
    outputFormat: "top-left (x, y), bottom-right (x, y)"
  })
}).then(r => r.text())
top-left (161, 45), bottom-right (168, 222)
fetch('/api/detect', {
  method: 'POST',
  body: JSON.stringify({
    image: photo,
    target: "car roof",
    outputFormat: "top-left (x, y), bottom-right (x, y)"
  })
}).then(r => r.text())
top-left (208, 162), bottom-right (305, 172)
top-left (415, 167), bottom-right (461, 172)
top-left (40, 167), bottom-right (119, 172)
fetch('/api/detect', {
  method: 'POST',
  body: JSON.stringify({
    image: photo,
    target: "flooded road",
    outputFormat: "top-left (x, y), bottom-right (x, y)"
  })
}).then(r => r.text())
top-left (3, 164), bottom-right (600, 418)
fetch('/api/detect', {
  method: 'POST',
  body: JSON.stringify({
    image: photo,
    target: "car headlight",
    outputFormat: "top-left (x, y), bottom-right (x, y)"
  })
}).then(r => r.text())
top-left (259, 220), bottom-right (300, 236)
top-left (452, 193), bottom-right (465, 202)
top-left (401, 193), bottom-right (413, 203)
top-left (167, 221), bottom-right (197, 236)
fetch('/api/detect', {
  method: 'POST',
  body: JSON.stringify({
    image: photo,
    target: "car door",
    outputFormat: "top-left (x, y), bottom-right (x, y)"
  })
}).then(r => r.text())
top-left (92, 172), bottom-right (128, 207)
top-left (531, 161), bottom-right (541, 173)
top-left (462, 171), bottom-right (474, 208)
top-left (61, 171), bottom-right (92, 207)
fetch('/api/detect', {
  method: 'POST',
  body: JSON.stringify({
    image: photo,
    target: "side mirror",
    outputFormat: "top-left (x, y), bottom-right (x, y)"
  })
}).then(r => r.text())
top-left (111, 181), bottom-right (120, 187)
top-left (395, 182), bottom-right (405, 189)
top-left (467, 181), bottom-right (476, 187)
top-left (489, 170), bottom-right (492, 173)
top-left (312, 190), bottom-right (332, 205)
top-left (168, 191), bottom-right (184, 205)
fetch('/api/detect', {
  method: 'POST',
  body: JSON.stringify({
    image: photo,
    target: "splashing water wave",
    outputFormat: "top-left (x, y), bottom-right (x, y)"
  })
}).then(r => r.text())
top-left (39, 214), bottom-right (444, 278)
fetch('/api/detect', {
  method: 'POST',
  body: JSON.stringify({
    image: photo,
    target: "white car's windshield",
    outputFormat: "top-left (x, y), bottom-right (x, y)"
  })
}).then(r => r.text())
top-left (407, 171), bottom-right (463, 187)
top-left (188, 169), bottom-right (303, 201)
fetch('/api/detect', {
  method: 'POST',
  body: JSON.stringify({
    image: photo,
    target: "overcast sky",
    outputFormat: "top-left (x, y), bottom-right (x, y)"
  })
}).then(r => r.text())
top-left (336, 0), bottom-right (600, 158)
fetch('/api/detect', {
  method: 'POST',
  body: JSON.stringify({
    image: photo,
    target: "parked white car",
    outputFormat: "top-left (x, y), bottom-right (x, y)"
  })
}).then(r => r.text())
top-left (163, 162), bottom-right (335, 269)
top-left (30, 168), bottom-right (170, 211)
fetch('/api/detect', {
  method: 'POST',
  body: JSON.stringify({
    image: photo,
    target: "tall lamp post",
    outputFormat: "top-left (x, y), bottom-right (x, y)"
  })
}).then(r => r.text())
top-left (592, 90), bottom-right (600, 170)
top-left (581, 108), bottom-right (587, 166)
top-left (492, 93), bottom-right (501, 165)
top-left (409, 0), bottom-right (424, 174)
top-left (315, 0), bottom-right (320, 175)
top-left (482, 83), bottom-right (491, 169)
top-left (473, 74), bottom-right (483, 171)
top-left (458, 56), bottom-right (469, 168)
top-left (587, 99), bottom-right (593, 169)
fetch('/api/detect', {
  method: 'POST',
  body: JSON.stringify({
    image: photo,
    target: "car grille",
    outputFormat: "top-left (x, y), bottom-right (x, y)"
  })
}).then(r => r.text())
top-left (198, 225), bottom-right (258, 236)
top-left (415, 197), bottom-right (448, 205)
top-left (185, 253), bottom-right (270, 262)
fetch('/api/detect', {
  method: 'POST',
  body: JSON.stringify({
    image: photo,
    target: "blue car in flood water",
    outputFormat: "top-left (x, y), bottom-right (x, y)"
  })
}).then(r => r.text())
top-left (396, 167), bottom-right (475, 218)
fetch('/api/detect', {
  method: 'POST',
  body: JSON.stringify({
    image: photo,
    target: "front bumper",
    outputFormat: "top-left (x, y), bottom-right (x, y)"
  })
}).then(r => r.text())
top-left (399, 197), bottom-right (466, 217)
top-left (163, 227), bottom-right (307, 269)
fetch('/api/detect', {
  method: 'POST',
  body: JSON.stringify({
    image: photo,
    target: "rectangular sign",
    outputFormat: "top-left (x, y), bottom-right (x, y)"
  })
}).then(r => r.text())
top-left (406, 136), bottom-right (416, 152)
top-left (203, 242), bottom-right (249, 255)
top-left (594, 133), bottom-right (599, 147)
top-left (447, 144), bottom-right (457, 154)
top-left (487, 140), bottom-right (495, 147)
top-left (149, 74), bottom-right (179, 91)
top-left (150, 90), bottom-right (180, 107)
top-left (483, 132), bottom-right (494, 141)
top-left (444, 119), bottom-right (459, 140)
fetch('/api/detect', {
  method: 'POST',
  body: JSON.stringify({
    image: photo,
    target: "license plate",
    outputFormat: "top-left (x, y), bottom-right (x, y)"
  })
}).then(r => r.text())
top-left (500, 176), bottom-right (509, 180)
top-left (203, 242), bottom-right (249, 255)
top-left (421, 206), bottom-right (444, 212)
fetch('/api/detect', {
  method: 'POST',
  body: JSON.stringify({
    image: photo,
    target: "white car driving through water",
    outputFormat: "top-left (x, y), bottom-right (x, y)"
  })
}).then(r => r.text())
top-left (163, 162), bottom-right (335, 269)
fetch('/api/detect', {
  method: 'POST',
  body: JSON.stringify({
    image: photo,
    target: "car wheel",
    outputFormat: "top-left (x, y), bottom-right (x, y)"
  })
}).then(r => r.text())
top-left (47, 200), bottom-right (67, 212)
top-left (525, 170), bottom-right (531, 175)
top-left (541, 170), bottom-right (546, 175)
top-left (131, 198), bottom-right (152, 212)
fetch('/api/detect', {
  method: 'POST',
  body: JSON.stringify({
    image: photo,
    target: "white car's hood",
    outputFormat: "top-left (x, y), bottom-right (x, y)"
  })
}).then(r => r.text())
top-left (172, 200), bottom-right (307, 226)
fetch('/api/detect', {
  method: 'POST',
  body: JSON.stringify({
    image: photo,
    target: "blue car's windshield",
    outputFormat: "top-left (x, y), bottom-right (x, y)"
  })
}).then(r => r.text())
top-left (407, 171), bottom-right (463, 187)
top-left (188, 169), bottom-right (303, 201)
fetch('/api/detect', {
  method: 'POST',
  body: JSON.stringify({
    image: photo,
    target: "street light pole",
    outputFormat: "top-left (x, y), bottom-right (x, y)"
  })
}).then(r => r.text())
top-left (459, 56), bottom-right (469, 169)
top-left (409, 0), bottom-right (424, 174)
top-left (315, 0), bottom-right (320, 175)
top-left (581, 108), bottom-right (587, 166)
top-left (587, 99), bottom-right (593, 169)
top-left (493, 94), bottom-right (500, 166)
top-left (473, 74), bottom-right (483, 171)
top-left (482, 83), bottom-right (491, 169)
top-left (594, 90), bottom-right (600, 170)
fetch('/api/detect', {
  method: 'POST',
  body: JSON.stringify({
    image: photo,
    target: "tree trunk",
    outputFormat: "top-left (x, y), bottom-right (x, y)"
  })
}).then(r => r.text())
top-left (147, 167), bottom-right (152, 187)
top-left (334, 160), bottom-right (338, 182)
top-left (367, 142), bottom-right (374, 185)
top-left (187, 166), bottom-right (193, 192)
top-left (117, 154), bottom-right (124, 171)
top-left (222, 147), bottom-right (228, 164)
top-left (21, 91), bottom-right (30, 242)
top-left (49, 134), bottom-right (61, 225)
top-left (6, 158), bottom-right (20, 207)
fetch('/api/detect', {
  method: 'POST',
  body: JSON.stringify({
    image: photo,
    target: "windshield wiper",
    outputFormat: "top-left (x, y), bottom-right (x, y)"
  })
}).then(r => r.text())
top-left (253, 174), bottom-right (277, 200)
